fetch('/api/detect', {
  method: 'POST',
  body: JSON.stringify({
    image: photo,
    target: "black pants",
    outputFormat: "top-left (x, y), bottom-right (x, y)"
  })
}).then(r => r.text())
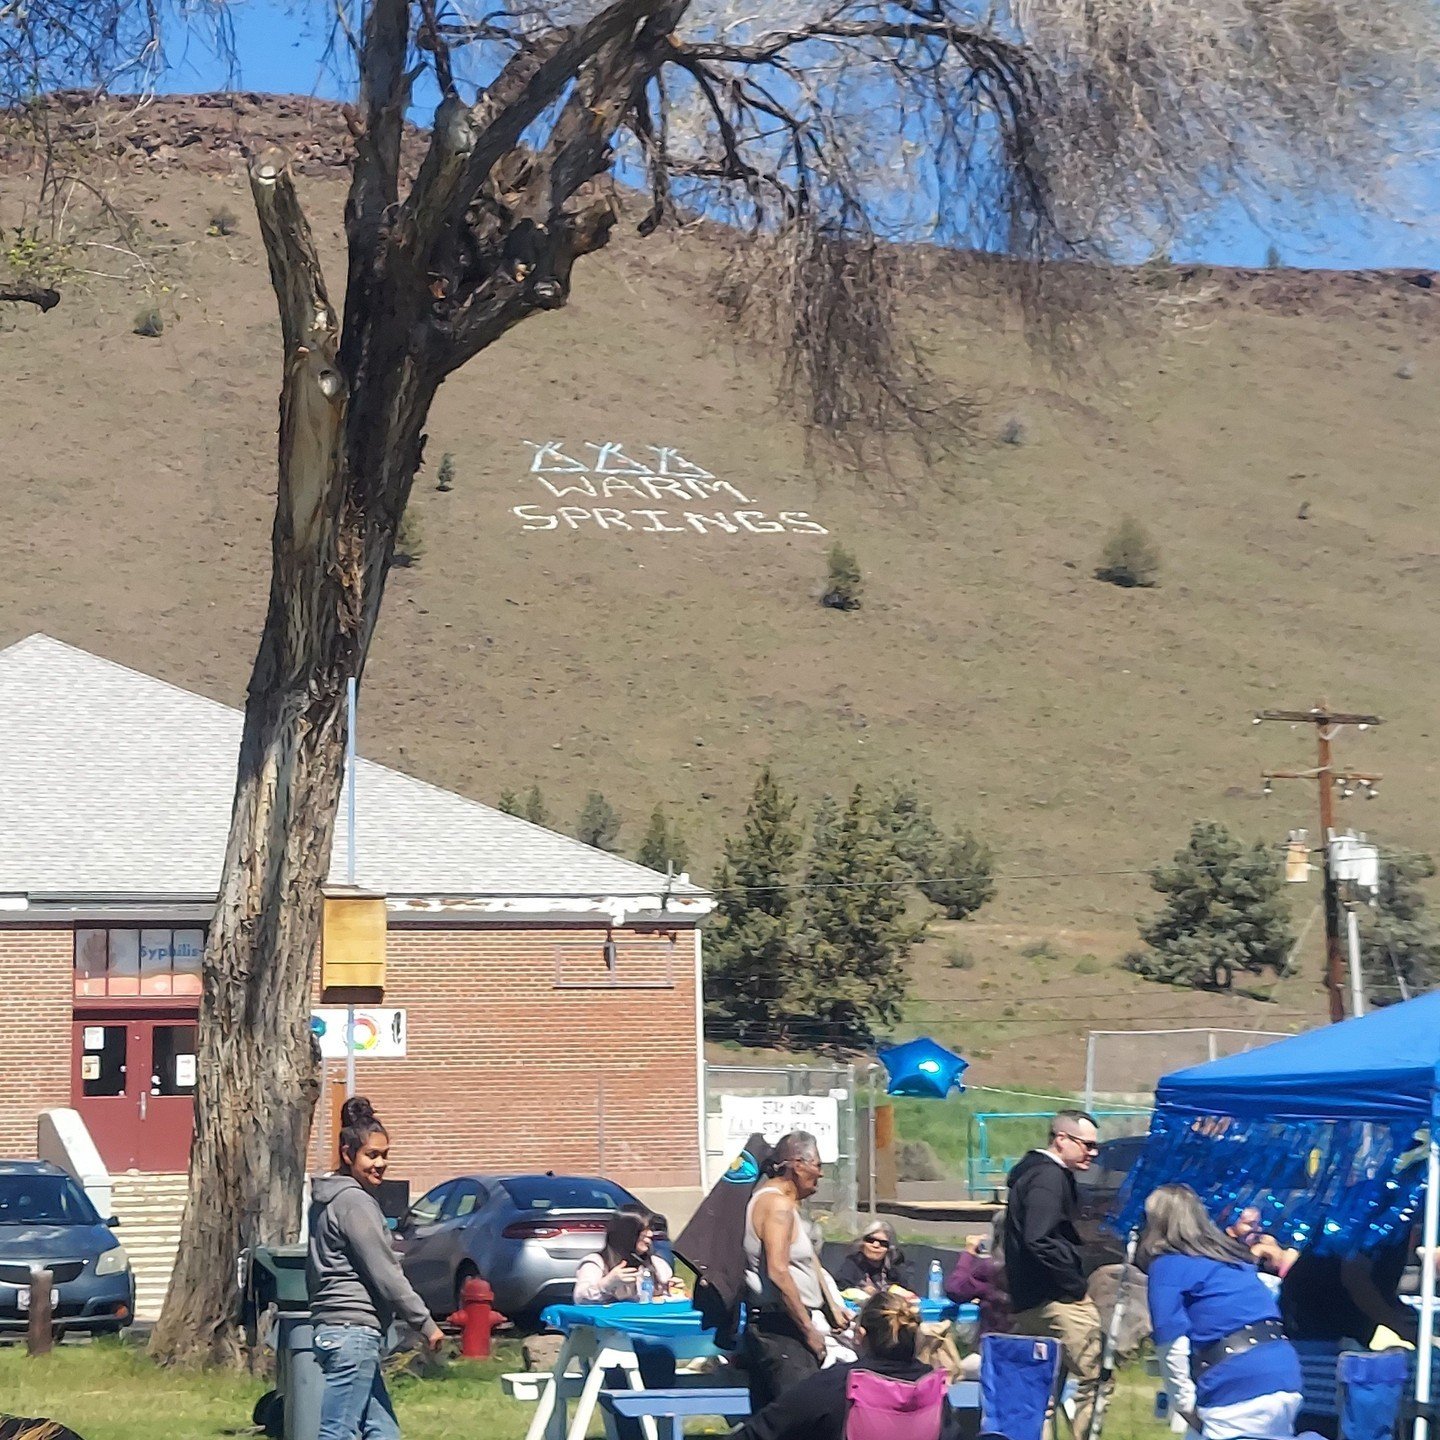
top-left (740, 1311), bottom-right (821, 1411)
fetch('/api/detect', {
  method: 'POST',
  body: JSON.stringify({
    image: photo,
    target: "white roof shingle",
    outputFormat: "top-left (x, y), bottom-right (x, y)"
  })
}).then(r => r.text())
top-left (0, 635), bottom-right (707, 914)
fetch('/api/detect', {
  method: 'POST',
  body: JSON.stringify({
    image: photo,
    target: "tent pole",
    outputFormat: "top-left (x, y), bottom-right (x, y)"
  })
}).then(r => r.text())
top-left (1415, 1120), bottom-right (1439, 1440)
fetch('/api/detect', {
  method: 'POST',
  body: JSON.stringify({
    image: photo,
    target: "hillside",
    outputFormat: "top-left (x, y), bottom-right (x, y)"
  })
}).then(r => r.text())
top-left (3, 96), bottom-right (1439, 1089)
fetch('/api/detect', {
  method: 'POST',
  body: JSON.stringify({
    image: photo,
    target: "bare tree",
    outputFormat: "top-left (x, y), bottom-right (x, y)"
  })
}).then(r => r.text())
top-left (0, 1), bottom-right (228, 310)
top-left (147, 0), bottom-right (1434, 1364)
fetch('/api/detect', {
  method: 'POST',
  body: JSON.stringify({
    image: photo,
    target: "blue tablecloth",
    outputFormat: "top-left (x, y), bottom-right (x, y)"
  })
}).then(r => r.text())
top-left (540, 1300), bottom-right (707, 1338)
top-left (539, 1297), bottom-right (975, 1337)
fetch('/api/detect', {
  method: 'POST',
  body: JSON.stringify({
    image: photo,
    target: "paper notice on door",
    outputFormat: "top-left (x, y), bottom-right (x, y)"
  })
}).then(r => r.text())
top-left (83, 1026), bottom-right (105, 1051)
top-left (81, 1055), bottom-right (100, 1081)
top-left (175, 1054), bottom-right (197, 1087)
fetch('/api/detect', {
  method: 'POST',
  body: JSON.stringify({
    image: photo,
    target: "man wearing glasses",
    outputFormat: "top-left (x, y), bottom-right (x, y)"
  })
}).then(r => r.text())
top-left (1005, 1109), bottom-right (1106, 1440)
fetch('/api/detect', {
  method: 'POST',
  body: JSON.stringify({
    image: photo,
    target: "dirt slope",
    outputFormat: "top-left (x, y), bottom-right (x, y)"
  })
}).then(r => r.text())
top-left (3, 97), bottom-right (1438, 1087)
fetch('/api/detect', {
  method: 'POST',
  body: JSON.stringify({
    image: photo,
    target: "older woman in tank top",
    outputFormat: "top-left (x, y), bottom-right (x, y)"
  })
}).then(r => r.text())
top-left (740, 1131), bottom-right (853, 1410)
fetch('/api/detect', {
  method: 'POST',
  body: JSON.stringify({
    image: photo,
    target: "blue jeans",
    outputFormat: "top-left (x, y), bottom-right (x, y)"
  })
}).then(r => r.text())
top-left (314, 1324), bottom-right (400, 1440)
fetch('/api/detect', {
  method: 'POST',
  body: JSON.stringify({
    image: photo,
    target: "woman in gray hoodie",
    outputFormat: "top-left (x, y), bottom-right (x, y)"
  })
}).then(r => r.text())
top-left (308, 1096), bottom-right (443, 1440)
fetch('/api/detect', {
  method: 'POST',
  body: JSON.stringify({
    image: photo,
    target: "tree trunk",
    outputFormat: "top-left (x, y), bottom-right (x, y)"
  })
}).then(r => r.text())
top-left (150, 148), bottom-right (435, 1365)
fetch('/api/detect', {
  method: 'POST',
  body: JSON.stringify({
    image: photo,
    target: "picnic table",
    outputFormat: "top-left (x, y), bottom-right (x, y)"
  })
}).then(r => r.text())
top-left (519, 1298), bottom-right (977, 1440)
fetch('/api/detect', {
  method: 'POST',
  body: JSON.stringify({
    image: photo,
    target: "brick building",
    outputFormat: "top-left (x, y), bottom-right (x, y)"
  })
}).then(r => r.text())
top-left (0, 635), bottom-right (711, 1209)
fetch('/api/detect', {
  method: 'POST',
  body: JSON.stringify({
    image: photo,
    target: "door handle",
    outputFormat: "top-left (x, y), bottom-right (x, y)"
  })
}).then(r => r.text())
top-left (139, 1093), bottom-right (147, 1121)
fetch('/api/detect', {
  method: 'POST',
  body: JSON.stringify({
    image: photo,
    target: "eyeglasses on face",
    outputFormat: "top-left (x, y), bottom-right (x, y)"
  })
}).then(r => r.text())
top-left (1059, 1133), bottom-right (1100, 1153)
top-left (862, 1235), bottom-right (891, 1248)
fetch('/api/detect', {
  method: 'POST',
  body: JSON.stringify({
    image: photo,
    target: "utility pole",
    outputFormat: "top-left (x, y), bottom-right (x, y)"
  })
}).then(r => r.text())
top-left (1255, 703), bottom-right (1382, 1023)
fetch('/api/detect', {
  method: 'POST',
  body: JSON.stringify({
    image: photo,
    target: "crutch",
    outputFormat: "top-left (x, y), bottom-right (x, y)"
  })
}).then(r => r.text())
top-left (1086, 1229), bottom-right (1139, 1440)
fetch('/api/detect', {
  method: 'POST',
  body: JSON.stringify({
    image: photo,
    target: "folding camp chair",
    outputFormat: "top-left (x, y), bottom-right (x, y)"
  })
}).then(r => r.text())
top-left (979, 1334), bottom-right (1065, 1440)
top-left (1338, 1349), bottom-right (1410, 1440)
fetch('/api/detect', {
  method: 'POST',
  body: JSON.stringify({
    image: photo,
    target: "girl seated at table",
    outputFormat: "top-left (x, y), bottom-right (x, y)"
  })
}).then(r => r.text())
top-left (732, 1290), bottom-right (968, 1440)
top-left (574, 1206), bottom-right (685, 1304)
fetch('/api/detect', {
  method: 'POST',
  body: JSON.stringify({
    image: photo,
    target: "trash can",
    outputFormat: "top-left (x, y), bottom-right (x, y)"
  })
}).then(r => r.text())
top-left (246, 1245), bottom-right (317, 1440)
top-left (276, 1312), bottom-right (324, 1440)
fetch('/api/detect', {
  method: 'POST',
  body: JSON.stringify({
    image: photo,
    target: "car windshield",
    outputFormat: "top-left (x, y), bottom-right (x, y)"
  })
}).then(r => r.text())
top-left (0, 1175), bottom-right (101, 1226)
top-left (501, 1177), bottom-right (630, 1212)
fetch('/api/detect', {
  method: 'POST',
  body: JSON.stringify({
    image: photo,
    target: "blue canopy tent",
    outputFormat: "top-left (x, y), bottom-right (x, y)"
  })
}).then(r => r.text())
top-left (1117, 993), bottom-right (1440, 1440)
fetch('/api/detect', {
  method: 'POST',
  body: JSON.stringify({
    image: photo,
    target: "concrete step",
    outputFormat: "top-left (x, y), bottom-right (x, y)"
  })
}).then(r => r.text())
top-left (110, 1174), bottom-right (189, 1320)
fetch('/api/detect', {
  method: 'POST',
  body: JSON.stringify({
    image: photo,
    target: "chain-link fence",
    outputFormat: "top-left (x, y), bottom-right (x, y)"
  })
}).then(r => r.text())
top-left (1083, 1028), bottom-right (1292, 1110)
top-left (703, 1062), bottom-right (859, 1232)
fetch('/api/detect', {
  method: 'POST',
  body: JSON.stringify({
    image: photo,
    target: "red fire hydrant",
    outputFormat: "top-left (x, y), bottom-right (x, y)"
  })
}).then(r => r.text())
top-left (448, 1275), bottom-right (506, 1359)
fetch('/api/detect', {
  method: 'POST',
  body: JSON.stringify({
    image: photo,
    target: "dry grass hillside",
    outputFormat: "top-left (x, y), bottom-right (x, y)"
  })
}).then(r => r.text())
top-left (3, 97), bottom-right (1438, 1089)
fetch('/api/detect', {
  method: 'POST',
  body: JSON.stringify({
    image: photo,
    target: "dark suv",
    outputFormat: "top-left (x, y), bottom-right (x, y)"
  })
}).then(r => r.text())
top-left (1074, 1134), bottom-right (1147, 1272)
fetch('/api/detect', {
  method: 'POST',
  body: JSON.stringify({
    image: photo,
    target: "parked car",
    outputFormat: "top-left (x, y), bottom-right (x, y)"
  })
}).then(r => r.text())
top-left (1074, 1134), bottom-right (1148, 1272)
top-left (395, 1173), bottom-right (672, 1325)
top-left (0, 1160), bottom-right (134, 1335)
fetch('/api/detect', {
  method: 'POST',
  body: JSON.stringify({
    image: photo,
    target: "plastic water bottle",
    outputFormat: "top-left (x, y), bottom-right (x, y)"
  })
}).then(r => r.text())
top-left (636, 1268), bottom-right (655, 1304)
top-left (927, 1259), bottom-right (944, 1303)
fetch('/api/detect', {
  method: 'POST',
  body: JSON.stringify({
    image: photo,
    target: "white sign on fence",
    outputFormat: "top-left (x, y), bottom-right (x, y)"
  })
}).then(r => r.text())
top-left (311, 1008), bottom-right (408, 1059)
top-left (719, 1094), bottom-right (840, 1163)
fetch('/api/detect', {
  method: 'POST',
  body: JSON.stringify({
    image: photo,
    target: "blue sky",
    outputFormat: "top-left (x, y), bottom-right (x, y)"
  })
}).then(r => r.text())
top-left (160, 0), bottom-right (1440, 270)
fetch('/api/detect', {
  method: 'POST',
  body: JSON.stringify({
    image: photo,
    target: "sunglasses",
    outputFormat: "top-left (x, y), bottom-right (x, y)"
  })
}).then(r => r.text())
top-left (1059, 1133), bottom-right (1100, 1153)
top-left (863, 1235), bottom-right (891, 1248)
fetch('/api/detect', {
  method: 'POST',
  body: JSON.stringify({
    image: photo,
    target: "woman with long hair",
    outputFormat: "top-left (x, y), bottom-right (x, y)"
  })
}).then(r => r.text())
top-left (1139, 1183), bottom-right (1302, 1440)
top-left (946, 1210), bottom-right (1013, 1378)
top-left (573, 1205), bottom-right (683, 1303)
top-left (733, 1289), bottom-right (966, 1440)
top-left (835, 1219), bottom-right (914, 1296)
top-left (307, 1097), bottom-right (443, 1440)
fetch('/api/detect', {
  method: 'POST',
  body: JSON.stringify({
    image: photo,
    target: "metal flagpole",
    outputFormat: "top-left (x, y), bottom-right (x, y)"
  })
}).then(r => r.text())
top-left (868, 1065), bottom-right (879, 1215)
top-left (345, 675), bottom-right (358, 1099)
top-left (1414, 1104), bottom-right (1439, 1440)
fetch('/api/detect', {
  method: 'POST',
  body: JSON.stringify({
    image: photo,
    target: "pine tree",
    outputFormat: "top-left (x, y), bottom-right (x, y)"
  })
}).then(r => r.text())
top-left (1095, 516), bottom-right (1160, 588)
top-left (917, 829), bottom-right (996, 919)
top-left (1126, 821), bottom-right (1294, 989)
top-left (797, 786), bottom-right (926, 1045)
top-left (523, 783), bottom-right (549, 827)
top-left (636, 804), bottom-right (689, 875)
top-left (497, 789), bottom-right (523, 817)
top-left (705, 768), bottom-right (806, 1043)
top-left (1360, 846), bottom-right (1440, 1003)
top-left (821, 542), bottom-right (863, 610)
top-left (576, 790), bottom-right (621, 850)
top-left (873, 781), bottom-right (945, 882)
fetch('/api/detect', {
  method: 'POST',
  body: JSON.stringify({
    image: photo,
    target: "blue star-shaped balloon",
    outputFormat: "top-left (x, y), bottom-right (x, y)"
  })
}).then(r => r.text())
top-left (878, 1037), bottom-right (968, 1098)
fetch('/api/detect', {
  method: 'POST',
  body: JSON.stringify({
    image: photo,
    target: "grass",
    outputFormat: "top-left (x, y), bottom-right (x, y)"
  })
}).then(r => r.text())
top-left (0, 1336), bottom-right (1171, 1440)
top-left (0, 1336), bottom-right (531, 1440)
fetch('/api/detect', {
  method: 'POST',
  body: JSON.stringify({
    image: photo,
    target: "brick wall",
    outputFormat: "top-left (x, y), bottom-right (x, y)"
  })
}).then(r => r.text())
top-left (0, 919), bottom-right (703, 1196)
top-left (0, 926), bottom-right (75, 1154)
top-left (310, 924), bottom-right (703, 1197)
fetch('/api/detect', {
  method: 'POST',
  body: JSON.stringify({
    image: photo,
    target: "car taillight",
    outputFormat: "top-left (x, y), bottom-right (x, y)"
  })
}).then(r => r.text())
top-left (502, 1219), bottom-right (608, 1241)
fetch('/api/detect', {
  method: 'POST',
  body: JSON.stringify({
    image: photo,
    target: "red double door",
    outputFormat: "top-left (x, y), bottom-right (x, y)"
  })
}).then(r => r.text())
top-left (72, 1012), bottom-right (198, 1172)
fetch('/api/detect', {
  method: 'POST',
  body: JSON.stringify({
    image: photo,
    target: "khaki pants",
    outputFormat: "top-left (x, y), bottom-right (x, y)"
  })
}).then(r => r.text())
top-left (1011, 1297), bottom-right (1108, 1440)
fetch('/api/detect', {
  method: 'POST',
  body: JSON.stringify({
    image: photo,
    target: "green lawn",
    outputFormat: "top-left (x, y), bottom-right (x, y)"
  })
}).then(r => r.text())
top-left (0, 1336), bottom-right (1169, 1440)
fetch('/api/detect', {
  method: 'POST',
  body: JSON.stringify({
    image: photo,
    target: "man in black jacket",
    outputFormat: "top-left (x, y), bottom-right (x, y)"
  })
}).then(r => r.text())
top-left (1005, 1109), bottom-right (1105, 1440)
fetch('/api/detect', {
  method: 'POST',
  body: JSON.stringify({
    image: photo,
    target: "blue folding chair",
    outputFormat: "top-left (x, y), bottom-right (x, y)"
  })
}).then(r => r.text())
top-left (980, 1334), bottom-right (1065, 1440)
top-left (1338, 1349), bottom-right (1410, 1440)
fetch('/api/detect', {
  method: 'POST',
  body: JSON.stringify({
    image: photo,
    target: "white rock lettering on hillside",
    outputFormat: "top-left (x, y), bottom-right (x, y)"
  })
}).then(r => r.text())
top-left (513, 441), bottom-right (829, 537)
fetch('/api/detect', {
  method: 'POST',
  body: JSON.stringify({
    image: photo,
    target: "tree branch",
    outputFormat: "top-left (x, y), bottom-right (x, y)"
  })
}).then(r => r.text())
top-left (404, 0), bottom-right (671, 255)
top-left (249, 148), bottom-right (346, 562)
top-left (0, 285), bottom-right (61, 311)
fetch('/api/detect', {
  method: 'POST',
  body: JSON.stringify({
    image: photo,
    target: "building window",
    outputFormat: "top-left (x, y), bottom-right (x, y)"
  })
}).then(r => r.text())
top-left (74, 927), bottom-right (205, 998)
